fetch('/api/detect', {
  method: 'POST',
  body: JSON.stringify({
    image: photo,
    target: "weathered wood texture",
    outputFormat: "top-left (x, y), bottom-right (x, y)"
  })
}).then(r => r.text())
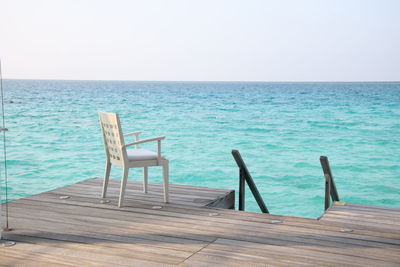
top-left (1, 178), bottom-right (399, 266)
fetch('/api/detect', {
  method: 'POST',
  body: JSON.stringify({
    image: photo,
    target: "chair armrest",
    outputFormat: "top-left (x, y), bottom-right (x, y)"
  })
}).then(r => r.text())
top-left (123, 131), bottom-right (142, 137)
top-left (123, 136), bottom-right (166, 160)
top-left (123, 136), bottom-right (165, 148)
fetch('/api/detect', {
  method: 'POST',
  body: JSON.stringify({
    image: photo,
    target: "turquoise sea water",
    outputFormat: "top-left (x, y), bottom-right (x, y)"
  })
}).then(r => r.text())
top-left (1, 79), bottom-right (399, 218)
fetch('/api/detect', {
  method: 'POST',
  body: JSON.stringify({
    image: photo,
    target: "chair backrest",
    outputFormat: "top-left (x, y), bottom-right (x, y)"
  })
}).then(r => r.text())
top-left (98, 111), bottom-right (126, 164)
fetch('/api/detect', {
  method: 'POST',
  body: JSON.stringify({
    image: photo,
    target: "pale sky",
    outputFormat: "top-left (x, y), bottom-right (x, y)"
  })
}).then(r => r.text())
top-left (1, 0), bottom-right (399, 81)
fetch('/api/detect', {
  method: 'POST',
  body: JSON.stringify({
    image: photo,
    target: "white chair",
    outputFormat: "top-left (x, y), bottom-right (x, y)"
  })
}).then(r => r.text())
top-left (98, 111), bottom-right (169, 207)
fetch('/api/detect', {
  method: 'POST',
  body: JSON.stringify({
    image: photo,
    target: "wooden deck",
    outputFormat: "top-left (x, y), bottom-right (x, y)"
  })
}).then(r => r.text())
top-left (1, 178), bottom-right (400, 266)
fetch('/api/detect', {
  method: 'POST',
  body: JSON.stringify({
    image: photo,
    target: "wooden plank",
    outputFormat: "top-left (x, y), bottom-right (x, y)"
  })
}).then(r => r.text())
top-left (194, 243), bottom-right (389, 267)
top-left (329, 206), bottom-right (400, 219)
top-left (7, 204), bottom-right (400, 263)
top-left (208, 238), bottom-right (393, 266)
top-left (50, 185), bottom-right (224, 206)
top-left (6, 234), bottom-right (186, 265)
top-left (11, 197), bottom-right (400, 247)
top-left (182, 253), bottom-right (295, 267)
top-left (5, 230), bottom-right (194, 259)
top-left (324, 211), bottom-right (400, 226)
top-left (347, 202), bottom-right (400, 212)
top-left (64, 180), bottom-right (230, 198)
top-left (2, 178), bottom-right (400, 267)
top-left (9, 199), bottom-right (400, 262)
top-left (9, 199), bottom-right (400, 249)
top-left (0, 250), bottom-right (77, 267)
top-left (46, 181), bottom-right (233, 208)
top-left (85, 177), bottom-right (231, 194)
top-left (7, 204), bottom-right (398, 260)
top-left (1, 239), bottom-right (176, 267)
top-left (320, 214), bottom-right (400, 231)
top-left (189, 249), bottom-right (313, 266)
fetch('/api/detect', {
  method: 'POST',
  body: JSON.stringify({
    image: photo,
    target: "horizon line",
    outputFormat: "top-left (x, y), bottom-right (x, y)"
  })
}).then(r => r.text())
top-left (3, 78), bottom-right (400, 83)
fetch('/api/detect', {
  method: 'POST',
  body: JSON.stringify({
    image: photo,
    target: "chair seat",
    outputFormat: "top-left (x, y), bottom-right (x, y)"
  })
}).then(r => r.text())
top-left (127, 148), bottom-right (164, 161)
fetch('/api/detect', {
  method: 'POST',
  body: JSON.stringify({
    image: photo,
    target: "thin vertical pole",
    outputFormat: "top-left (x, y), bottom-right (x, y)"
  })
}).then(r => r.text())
top-left (239, 168), bottom-right (245, 211)
top-left (0, 59), bottom-right (10, 231)
top-left (324, 173), bottom-right (330, 211)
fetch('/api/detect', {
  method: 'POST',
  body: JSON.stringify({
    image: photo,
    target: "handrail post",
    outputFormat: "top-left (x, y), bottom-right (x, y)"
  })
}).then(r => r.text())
top-left (232, 150), bottom-right (269, 214)
top-left (239, 168), bottom-right (245, 211)
top-left (324, 172), bottom-right (331, 211)
top-left (320, 156), bottom-right (340, 210)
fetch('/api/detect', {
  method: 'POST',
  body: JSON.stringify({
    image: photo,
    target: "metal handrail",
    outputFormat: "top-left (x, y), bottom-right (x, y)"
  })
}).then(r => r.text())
top-left (320, 156), bottom-right (340, 210)
top-left (232, 150), bottom-right (269, 213)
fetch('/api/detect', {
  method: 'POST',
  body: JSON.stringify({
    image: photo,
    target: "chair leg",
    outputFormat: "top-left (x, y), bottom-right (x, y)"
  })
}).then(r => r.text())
top-left (118, 167), bottom-right (129, 208)
top-left (102, 161), bottom-right (111, 198)
top-left (143, 167), bottom-right (148, 193)
top-left (163, 161), bottom-right (169, 203)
